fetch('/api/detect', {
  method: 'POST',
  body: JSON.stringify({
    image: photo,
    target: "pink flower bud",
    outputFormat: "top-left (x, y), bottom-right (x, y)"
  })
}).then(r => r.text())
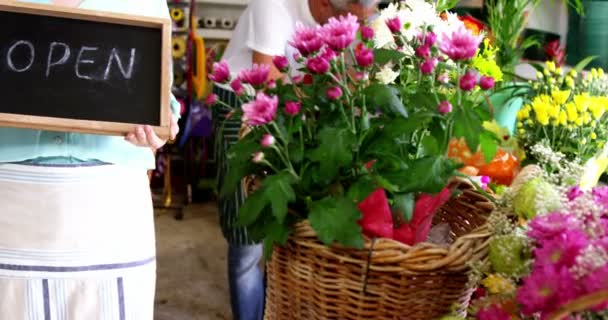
top-left (260, 134), bottom-right (275, 148)
top-left (327, 86), bottom-right (343, 101)
top-left (272, 55), bottom-right (289, 71)
top-left (437, 73), bottom-right (449, 84)
top-left (420, 58), bottom-right (437, 75)
top-left (355, 44), bottom-right (374, 68)
top-left (267, 79), bottom-right (277, 89)
top-left (459, 71), bottom-right (477, 91)
top-left (292, 75), bottom-right (303, 84)
top-left (438, 100), bottom-right (452, 114)
top-left (386, 17), bottom-right (401, 34)
top-left (360, 26), bottom-right (375, 41)
top-left (415, 45), bottom-right (431, 58)
top-left (252, 152), bottom-right (265, 163)
top-left (205, 93), bottom-right (217, 106)
top-left (230, 79), bottom-right (244, 96)
top-left (424, 32), bottom-right (437, 47)
top-left (321, 47), bottom-right (337, 61)
top-left (285, 101), bottom-right (301, 116)
top-left (479, 76), bottom-right (495, 90)
top-left (355, 71), bottom-right (368, 81)
top-left (307, 56), bottom-right (330, 74)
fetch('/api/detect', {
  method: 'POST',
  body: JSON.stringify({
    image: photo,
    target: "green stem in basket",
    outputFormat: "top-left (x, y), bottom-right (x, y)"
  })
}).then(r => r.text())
top-left (456, 63), bottom-right (463, 108)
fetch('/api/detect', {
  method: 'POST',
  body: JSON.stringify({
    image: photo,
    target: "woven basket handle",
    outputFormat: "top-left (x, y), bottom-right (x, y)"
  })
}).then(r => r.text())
top-left (546, 290), bottom-right (608, 320)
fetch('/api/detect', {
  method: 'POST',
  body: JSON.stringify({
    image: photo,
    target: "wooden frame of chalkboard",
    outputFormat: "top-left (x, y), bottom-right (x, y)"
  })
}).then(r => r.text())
top-left (0, 1), bottom-right (172, 139)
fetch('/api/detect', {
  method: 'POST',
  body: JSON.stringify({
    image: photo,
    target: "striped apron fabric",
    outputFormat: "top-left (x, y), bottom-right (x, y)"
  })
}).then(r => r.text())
top-left (0, 164), bottom-right (156, 320)
top-left (213, 85), bottom-right (255, 246)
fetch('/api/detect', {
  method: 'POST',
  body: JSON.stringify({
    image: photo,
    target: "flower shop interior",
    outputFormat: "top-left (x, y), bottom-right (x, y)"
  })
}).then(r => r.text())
top-left (153, 0), bottom-right (608, 319)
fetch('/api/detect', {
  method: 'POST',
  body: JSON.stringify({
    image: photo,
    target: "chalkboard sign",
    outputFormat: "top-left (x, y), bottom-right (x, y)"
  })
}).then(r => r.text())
top-left (0, 2), bottom-right (171, 138)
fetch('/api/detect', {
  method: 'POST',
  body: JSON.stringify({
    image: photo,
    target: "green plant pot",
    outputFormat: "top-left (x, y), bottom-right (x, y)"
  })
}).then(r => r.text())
top-left (489, 86), bottom-right (526, 135)
top-left (566, 0), bottom-right (608, 70)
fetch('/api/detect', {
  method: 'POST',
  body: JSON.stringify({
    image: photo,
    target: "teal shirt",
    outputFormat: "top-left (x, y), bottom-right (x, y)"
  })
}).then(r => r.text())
top-left (0, 0), bottom-right (180, 169)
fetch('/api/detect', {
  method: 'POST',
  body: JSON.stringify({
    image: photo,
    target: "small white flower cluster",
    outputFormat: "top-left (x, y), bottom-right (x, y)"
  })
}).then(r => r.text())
top-left (563, 193), bottom-right (606, 238)
top-left (570, 244), bottom-right (608, 279)
top-left (529, 142), bottom-right (584, 186)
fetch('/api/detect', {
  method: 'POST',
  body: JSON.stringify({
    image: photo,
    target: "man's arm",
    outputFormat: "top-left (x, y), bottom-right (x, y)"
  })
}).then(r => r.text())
top-left (252, 51), bottom-right (283, 81)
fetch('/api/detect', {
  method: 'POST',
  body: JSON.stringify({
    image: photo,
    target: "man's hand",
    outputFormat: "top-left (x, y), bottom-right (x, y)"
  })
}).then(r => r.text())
top-left (125, 115), bottom-right (179, 150)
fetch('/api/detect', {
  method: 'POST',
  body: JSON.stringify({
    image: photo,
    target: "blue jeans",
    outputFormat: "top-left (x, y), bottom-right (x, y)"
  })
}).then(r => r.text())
top-left (228, 244), bottom-right (265, 320)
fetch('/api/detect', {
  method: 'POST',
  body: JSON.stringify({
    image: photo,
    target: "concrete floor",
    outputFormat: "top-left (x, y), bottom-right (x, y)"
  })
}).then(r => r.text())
top-left (153, 202), bottom-right (232, 320)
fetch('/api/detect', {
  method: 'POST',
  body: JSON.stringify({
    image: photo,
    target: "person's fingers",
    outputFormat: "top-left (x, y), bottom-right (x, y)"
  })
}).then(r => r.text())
top-left (145, 125), bottom-right (166, 150)
top-left (170, 117), bottom-right (179, 140)
top-left (135, 126), bottom-right (149, 145)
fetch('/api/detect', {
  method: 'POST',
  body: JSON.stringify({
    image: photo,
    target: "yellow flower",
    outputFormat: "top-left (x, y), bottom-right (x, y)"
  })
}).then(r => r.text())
top-left (566, 76), bottom-right (575, 88)
top-left (599, 68), bottom-right (605, 78)
top-left (482, 274), bottom-right (516, 295)
top-left (566, 102), bottom-right (578, 122)
top-left (591, 132), bottom-right (598, 140)
top-left (559, 110), bottom-right (568, 126)
top-left (537, 111), bottom-right (550, 126)
top-left (552, 90), bottom-right (571, 105)
top-left (472, 39), bottom-right (503, 81)
top-left (544, 69), bottom-right (551, 77)
top-left (517, 122), bottom-right (523, 128)
top-left (589, 97), bottom-right (607, 119)
top-left (536, 71), bottom-right (544, 79)
top-left (583, 112), bottom-right (592, 124)
top-left (591, 68), bottom-right (599, 79)
top-left (576, 117), bottom-right (584, 126)
top-left (546, 61), bottom-right (556, 73)
top-left (556, 67), bottom-right (563, 76)
top-left (574, 94), bottom-right (591, 112)
top-left (548, 77), bottom-right (556, 85)
top-left (526, 119), bottom-right (534, 126)
top-left (519, 128), bottom-right (526, 135)
top-left (569, 69), bottom-right (578, 78)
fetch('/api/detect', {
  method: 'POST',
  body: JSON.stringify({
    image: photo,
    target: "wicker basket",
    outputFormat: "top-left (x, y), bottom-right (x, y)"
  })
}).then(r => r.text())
top-left (263, 178), bottom-right (495, 320)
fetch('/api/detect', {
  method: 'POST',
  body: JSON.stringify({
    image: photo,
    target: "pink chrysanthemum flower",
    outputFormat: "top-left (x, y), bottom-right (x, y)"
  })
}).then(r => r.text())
top-left (517, 265), bottom-right (578, 316)
top-left (242, 92), bottom-right (278, 126)
top-left (290, 22), bottom-right (324, 56)
top-left (534, 230), bottom-right (589, 268)
top-left (527, 212), bottom-right (582, 241)
top-left (322, 13), bottom-right (359, 51)
top-left (209, 60), bottom-right (230, 83)
top-left (476, 303), bottom-right (511, 320)
top-left (439, 25), bottom-right (483, 61)
top-left (238, 64), bottom-right (270, 87)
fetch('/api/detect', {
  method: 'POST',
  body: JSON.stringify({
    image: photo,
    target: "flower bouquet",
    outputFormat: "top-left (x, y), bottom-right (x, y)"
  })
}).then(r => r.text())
top-left (208, 2), bottom-right (497, 318)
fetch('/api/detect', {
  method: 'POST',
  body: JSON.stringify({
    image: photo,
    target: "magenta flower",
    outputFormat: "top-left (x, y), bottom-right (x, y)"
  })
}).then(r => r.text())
top-left (285, 101), bottom-right (301, 116)
top-left (439, 25), bottom-right (483, 61)
top-left (437, 100), bottom-right (452, 114)
top-left (205, 93), bottom-right (217, 106)
top-left (260, 134), bottom-right (275, 148)
top-left (424, 32), bottom-right (437, 47)
top-left (386, 17), bottom-right (401, 33)
top-left (307, 56), bottom-right (330, 74)
top-left (272, 55), bottom-right (289, 72)
top-left (322, 13), bottom-right (359, 51)
top-left (360, 26), bottom-right (374, 41)
top-left (593, 186), bottom-right (608, 209)
top-left (479, 76), bottom-right (495, 90)
top-left (252, 152), bottom-right (265, 164)
top-left (420, 58), bottom-right (437, 75)
top-left (327, 86), bottom-right (343, 101)
top-left (581, 264), bottom-right (608, 294)
top-left (415, 45), bottom-right (431, 58)
top-left (355, 45), bottom-right (374, 68)
top-left (528, 213), bottom-right (582, 241)
top-left (242, 92), bottom-right (278, 126)
top-left (517, 265), bottom-right (578, 316)
top-left (459, 71), bottom-right (477, 91)
top-left (290, 22), bottom-right (324, 56)
top-left (238, 64), bottom-right (270, 87)
top-left (230, 79), bottom-right (244, 96)
top-left (321, 47), bottom-right (336, 61)
top-left (267, 79), bottom-right (276, 89)
top-left (209, 60), bottom-right (230, 83)
top-left (476, 304), bottom-right (511, 320)
top-left (534, 230), bottom-right (588, 268)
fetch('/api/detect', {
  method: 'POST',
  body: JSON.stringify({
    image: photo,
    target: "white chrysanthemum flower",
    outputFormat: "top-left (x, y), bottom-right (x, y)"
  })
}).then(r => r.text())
top-left (375, 64), bottom-right (399, 84)
top-left (371, 18), bottom-right (395, 49)
top-left (379, 2), bottom-right (399, 20)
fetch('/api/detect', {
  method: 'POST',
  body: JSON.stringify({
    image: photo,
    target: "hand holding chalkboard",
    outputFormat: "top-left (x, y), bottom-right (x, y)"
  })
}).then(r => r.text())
top-left (0, 1), bottom-right (172, 138)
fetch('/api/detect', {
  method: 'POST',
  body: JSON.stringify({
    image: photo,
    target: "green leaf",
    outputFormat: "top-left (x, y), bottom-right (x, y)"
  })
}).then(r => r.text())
top-left (574, 56), bottom-right (598, 73)
top-left (388, 157), bottom-right (458, 194)
top-left (221, 137), bottom-right (261, 196)
top-left (364, 84), bottom-right (408, 118)
top-left (238, 189), bottom-right (268, 226)
top-left (262, 221), bottom-right (291, 259)
top-left (309, 197), bottom-right (364, 248)
top-left (480, 131), bottom-right (499, 163)
top-left (308, 127), bottom-right (355, 182)
top-left (392, 193), bottom-right (415, 222)
top-left (262, 172), bottom-right (297, 223)
top-left (453, 107), bottom-right (483, 152)
top-left (373, 49), bottom-right (406, 65)
top-left (420, 135), bottom-right (439, 157)
top-left (346, 175), bottom-right (377, 203)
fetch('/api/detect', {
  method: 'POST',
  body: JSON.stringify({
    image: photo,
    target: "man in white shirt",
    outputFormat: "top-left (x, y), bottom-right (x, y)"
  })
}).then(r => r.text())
top-left (213, 1), bottom-right (377, 320)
